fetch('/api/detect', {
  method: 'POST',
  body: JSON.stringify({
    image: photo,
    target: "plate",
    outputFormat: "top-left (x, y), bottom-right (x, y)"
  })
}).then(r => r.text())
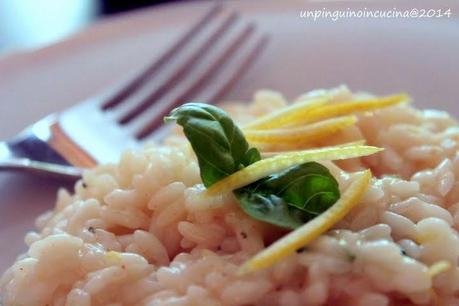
top-left (0, 0), bottom-right (458, 273)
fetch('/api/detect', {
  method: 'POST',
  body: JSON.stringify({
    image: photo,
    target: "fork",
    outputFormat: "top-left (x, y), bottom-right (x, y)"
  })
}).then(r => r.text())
top-left (0, 4), bottom-right (268, 180)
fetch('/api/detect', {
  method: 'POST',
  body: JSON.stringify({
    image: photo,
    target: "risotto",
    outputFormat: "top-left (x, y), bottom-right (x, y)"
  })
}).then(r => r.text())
top-left (2, 86), bottom-right (459, 306)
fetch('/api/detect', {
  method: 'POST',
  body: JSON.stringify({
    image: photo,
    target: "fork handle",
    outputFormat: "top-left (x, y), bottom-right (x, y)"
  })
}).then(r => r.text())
top-left (0, 157), bottom-right (82, 180)
top-left (1, 138), bottom-right (82, 181)
top-left (9, 133), bottom-right (69, 165)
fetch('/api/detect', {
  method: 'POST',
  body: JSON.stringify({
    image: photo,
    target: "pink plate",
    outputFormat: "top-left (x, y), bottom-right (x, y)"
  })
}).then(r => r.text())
top-left (0, 0), bottom-right (458, 273)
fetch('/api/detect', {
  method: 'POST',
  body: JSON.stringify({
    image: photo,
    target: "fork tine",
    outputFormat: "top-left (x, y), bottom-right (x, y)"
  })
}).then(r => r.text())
top-left (119, 11), bottom-right (239, 124)
top-left (102, 3), bottom-right (222, 110)
top-left (135, 23), bottom-right (256, 140)
top-left (199, 35), bottom-right (269, 103)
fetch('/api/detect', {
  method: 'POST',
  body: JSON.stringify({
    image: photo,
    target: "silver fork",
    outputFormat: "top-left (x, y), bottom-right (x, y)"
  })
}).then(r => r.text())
top-left (0, 4), bottom-right (268, 180)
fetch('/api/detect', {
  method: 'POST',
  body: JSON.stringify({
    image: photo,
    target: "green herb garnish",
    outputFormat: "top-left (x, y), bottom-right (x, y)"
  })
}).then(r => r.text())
top-left (165, 103), bottom-right (340, 229)
top-left (164, 102), bottom-right (261, 187)
top-left (235, 162), bottom-right (340, 229)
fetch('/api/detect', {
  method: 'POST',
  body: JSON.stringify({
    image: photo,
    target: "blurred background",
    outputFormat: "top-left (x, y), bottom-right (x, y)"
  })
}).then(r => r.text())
top-left (0, 0), bottom-right (181, 53)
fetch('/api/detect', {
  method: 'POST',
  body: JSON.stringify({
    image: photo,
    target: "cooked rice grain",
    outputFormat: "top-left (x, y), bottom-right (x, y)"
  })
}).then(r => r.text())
top-left (2, 86), bottom-right (459, 306)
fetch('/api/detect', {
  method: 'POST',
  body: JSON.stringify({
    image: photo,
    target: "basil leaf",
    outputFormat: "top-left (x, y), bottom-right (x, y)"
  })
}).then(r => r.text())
top-left (235, 190), bottom-right (314, 229)
top-left (241, 147), bottom-right (262, 167)
top-left (235, 162), bottom-right (340, 229)
top-left (260, 162), bottom-right (340, 215)
top-left (165, 103), bottom-right (261, 187)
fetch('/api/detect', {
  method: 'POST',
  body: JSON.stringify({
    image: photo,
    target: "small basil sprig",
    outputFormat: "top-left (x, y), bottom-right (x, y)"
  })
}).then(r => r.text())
top-left (235, 163), bottom-right (340, 229)
top-left (165, 103), bottom-right (340, 229)
top-left (164, 103), bottom-right (261, 187)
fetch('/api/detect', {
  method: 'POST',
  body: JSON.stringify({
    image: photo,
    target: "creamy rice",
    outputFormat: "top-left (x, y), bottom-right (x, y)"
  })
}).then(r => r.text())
top-left (2, 86), bottom-right (459, 306)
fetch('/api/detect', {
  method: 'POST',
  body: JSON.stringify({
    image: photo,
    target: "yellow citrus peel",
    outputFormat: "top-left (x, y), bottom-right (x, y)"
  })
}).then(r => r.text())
top-left (242, 97), bottom-right (329, 130)
top-left (205, 145), bottom-right (382, 196)
top-left (260, 139), bottom-right (367, 158)
top-left (428, 260), bottom-right (452, 278)
top-left (105, 251), bottom-right (122, 264)
top-left (290, 93), bottom-right (408, 126)
top-left (244, 115), bottom-right (357, 144)
top-left (416, 230), bottom-right (437, 244)
top-left (331, 139), bottom-right (367, 147)
top-left (238, 169), bottom-right (372, 275)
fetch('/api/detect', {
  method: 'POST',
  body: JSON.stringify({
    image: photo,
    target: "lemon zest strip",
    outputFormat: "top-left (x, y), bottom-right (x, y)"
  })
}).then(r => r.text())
top-left (428, 260), bottom-right (452, 278)
top-left (105, 251), bottom-right (122, 264)
top-left (242, 97), bottom-right (329, 130)
top-left (238, 169), bottom-right (372, 274)
top-left (205, 145), bottom-right (382, 196)
top-left (330, 139), bottom-right (367, 147)
top-left (244, 116), bottom-right (357, 144)
top-left (290, 93), bottom-right (409, 126)
top-left (260, 139), bottom-right (367, 158)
